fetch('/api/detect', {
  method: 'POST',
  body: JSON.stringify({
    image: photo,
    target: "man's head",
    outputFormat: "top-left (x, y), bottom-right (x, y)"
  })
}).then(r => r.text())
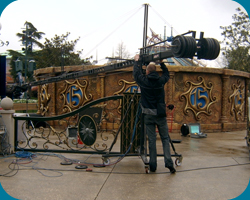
top-left (146, 62), bottom-right (156, 75)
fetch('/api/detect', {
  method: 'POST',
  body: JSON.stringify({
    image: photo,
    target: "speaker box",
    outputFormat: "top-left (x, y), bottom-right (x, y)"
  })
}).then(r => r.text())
top-left (67, 127), bottom-right (78, 147)
top-left (181, 124), bottom-right (189, 136)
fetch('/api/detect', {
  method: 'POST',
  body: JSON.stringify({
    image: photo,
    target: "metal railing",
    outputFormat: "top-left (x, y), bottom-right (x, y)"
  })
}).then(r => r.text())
top-left (13, 95), bottom-right (125, 154)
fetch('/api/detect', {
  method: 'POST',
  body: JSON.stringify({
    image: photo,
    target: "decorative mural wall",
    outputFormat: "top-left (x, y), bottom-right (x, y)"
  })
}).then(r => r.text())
top-left (35, 64), bottom-right (250, 132)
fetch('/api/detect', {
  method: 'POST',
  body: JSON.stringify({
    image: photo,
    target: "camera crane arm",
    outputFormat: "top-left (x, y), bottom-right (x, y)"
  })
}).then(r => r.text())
top-left (24, 31), bottom-right (220, 87)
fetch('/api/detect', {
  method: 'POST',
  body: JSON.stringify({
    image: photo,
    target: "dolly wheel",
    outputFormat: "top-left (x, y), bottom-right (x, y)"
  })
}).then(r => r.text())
top-left (175, 158), bottom-right (182, 166)
top-left (102, 158), bottom-right (110, 166)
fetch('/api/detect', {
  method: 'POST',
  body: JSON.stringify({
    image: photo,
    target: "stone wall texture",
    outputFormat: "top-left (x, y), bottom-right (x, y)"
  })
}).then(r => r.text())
top-left (34, 64), bottom-right (250, 133)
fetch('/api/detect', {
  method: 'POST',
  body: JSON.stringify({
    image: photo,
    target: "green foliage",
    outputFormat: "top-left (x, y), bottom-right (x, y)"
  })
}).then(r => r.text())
top-left (6, 22), bottom-right (90, 99)
top-left (34, 32), bottom-right (88, 69)
top-left (16, 21), bottom-right (45, 49)
top-left (220, 8), bottom-right (250, 72)
top-left (7, 21), bottom-right (45, 83)
top-left (13, 99), bottom-right (38, 103)
top-left (226, 46), bottom-right (250, 71)
top-left (7, 22), bottom-right (90, 85)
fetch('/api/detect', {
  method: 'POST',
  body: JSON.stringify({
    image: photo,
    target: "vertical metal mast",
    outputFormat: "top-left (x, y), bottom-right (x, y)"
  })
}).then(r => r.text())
top-left (142, 3), bottom-right (149, 54)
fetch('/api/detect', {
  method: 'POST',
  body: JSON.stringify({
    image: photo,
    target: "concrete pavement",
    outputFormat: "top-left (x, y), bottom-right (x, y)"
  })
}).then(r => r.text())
top-left (0, 130), bottom-right (249, 200)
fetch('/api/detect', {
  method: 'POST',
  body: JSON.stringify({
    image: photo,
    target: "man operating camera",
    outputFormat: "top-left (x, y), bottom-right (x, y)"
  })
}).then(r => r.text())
top-left (133, 54), bottom-right (176, 173)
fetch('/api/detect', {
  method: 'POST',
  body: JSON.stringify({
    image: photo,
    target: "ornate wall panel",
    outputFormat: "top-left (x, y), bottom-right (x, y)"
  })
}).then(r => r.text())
top-left (40, 84), bottom-right (51, 116)
top-left (180, 76), bottom-right (217, 120)
top-left (59, 79), bottom-right (93, 113)
top-left (229, 79), bottom-right (245, 121)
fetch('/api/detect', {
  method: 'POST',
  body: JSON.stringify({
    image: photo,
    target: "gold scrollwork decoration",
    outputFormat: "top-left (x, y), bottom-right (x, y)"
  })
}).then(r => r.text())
top-left (40, 84), bottom-right (51, 116)
top-left (114, 79), bottom-right (137, 95)
top-left (114, 79), bottom-right (137, 114)
top-left (229, 80), bottom-right (244, 121)
top-left (180, 76), bottom-right (217, 120)
top-left (59, 79), bottom-right (92, 113)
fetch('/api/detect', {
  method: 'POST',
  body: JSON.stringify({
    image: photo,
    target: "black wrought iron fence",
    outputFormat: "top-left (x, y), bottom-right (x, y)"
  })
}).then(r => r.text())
top-left (13, 95), bottom-right (124, 154)
top-left (13, 94), bottom-right (142, 155)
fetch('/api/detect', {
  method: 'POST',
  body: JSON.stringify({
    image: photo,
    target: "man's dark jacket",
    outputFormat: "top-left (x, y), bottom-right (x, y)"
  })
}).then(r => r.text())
top-left (133, 62), bottom-right (170, 116)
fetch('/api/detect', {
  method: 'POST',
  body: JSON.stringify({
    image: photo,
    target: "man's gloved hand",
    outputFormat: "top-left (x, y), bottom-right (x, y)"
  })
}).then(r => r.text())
top-left (134, 54), bottom-right (140, 61)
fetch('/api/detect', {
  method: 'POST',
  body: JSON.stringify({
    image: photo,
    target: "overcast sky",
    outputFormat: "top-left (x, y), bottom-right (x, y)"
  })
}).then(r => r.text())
top-left (0, 0), bottom-right (249, 67)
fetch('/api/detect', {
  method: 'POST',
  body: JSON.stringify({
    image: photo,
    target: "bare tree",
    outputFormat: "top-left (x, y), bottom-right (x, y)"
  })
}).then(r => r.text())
top-left (115, 41), bottom-right (130, 60)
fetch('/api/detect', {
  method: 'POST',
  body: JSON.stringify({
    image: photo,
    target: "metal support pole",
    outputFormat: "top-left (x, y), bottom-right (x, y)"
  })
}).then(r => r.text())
top-left (25, 24), bottom-right (28, 112)
top-left (142, 3), bottom-right (149, 55)
top-left (25, 24), bottom-right (28, 84)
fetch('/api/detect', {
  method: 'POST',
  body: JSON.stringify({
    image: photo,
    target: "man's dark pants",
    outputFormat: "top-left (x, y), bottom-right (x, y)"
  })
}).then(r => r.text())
top-left (144, 114), bottom-right (173, 171)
